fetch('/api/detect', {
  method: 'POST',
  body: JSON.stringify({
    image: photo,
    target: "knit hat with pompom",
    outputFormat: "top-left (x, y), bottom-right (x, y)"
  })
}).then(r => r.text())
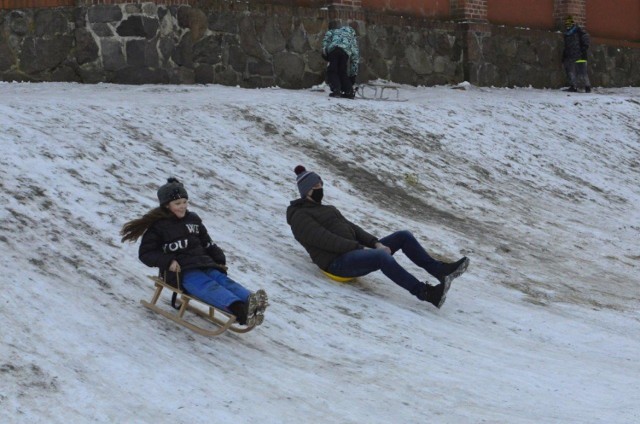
top-left (157, 177), bottom-right (188, 206)
top-left (294, 165), bottom-right (322, 198)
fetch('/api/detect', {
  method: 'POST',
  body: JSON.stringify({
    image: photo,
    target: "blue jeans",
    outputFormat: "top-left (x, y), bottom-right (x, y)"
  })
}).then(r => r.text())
top-left (182, 268), bottom-right (250, 311)
top-left (327, 230), bottom-right (444, 297)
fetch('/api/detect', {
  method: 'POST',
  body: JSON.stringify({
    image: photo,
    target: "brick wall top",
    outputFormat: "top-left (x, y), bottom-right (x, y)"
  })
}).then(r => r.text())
top-left (554, 0), bottom-right (587, 26)
top-left (0, 0), bottom-right (73, 8)
top-left (588, 0), bottom-right (640, 42)
top-left (361, 0), bottom-right (451, 19)
top-left (75, 0), bottom-right (191, 5)
top-left (488, 0), bottom-right (555, 30)
top-left (452, 0), bottom-right (488, 22)
top-left (0, 0), bottom-right (191, 7)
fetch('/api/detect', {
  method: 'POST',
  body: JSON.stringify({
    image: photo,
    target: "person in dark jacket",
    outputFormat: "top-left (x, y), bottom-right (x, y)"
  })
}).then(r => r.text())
top-left (286, 166), bottom-right (469, 309)
top-left (562, 15), bottom-right (591, 93)
top-left (322, 22), bottom-right (360, 99)
top-left (121, 178), bottom-right (267, 326)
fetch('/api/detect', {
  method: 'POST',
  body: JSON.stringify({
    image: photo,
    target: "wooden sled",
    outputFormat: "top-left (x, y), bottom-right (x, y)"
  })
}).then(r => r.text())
top-left (141, 275), bottom-right (256, 336)
top-left (356, 82), bottom-right (407, 102)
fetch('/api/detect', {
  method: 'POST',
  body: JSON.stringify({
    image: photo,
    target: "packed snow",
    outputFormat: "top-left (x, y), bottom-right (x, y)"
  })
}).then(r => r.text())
top-left (1, 81), bottom-right (639, 424)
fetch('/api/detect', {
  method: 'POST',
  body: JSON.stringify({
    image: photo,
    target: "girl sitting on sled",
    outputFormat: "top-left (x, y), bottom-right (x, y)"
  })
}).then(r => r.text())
top-left (121, 178), bottom-right (268, 326)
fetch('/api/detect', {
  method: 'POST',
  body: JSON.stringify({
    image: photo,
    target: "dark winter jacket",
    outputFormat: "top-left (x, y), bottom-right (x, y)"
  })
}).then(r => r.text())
top-left (563, 25), bottom-right (590, 61)
top-left (286, 198), bottom-right (378, 271)
top-left (139, 211), bottom-right (226, 280)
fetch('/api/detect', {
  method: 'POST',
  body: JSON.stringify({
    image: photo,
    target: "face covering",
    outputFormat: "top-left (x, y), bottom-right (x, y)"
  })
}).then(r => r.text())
top-left (310, 188), bottom-right (324, 203)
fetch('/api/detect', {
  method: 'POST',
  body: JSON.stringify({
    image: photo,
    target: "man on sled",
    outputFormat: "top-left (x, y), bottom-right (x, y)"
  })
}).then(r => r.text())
top-left (286, 166), bottom-right (468, 308)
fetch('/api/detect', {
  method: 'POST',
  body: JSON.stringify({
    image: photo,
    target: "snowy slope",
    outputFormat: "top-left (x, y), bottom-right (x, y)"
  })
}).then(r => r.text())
top-left (1, 82), bottom-right (639, 424)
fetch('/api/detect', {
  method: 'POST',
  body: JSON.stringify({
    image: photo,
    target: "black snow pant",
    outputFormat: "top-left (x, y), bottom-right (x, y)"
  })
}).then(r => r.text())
top-left (327, 47), bottom-right (353, 95)
top-left (563, 59), bottom-right (591, 89)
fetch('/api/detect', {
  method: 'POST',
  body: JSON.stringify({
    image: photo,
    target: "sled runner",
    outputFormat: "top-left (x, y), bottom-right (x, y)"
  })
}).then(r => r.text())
top-left (140, 275), bottom-right (256, 336)
top-left (356, 83), bottom-right (407, 102)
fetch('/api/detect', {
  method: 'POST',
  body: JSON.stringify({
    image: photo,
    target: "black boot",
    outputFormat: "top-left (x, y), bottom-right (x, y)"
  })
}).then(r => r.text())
top-left (229, 301), bottom-right (248, 325)
top-left (341, 90), bottom-right (355, 99)
top-left (419, 282), bottom-right (451, 309)
top-left (585, 86), bottom-right (591, 93)
top-left (436, 257), bottom-right (469, 285)
top-left (563, 86), bottom-right (578, 92)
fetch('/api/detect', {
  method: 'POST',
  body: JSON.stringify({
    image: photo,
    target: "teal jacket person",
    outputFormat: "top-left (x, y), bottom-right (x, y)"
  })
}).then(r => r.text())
top-left (323, 25), bottom-right (360, 77)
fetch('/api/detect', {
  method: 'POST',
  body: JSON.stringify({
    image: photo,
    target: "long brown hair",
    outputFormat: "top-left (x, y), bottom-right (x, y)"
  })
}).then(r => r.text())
top-left (120, 207), bottom-right (173, 243)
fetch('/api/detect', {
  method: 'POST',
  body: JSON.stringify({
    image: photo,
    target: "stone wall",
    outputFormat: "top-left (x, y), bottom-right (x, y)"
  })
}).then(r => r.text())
top-left (464, 25), bottom-right (566, 88)
top-left (0, 3), bottom-right (464, 87)
top-left (0, 5), bottom-right (196, 83)
top-left (0, 2), bottom-right (638, 87)
top-left (0, 7), bottom-right (78, 81)
top-left (465, 24), bottom-right (640, 88)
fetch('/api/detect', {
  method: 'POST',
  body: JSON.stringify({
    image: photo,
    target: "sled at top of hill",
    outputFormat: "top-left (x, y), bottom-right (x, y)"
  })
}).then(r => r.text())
top-left (356, 82), bottom-right (408, 102)
top-left (140, 274), bottom-right (257, 337)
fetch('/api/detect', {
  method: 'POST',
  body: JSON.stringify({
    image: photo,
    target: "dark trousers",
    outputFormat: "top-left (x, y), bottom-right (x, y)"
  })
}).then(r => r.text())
top-left (563, 59), bottom-right (591, 89)
top-left (327, 47), bottom-right (353, 95)
top-left (327, 230), bottom-right (445, 297)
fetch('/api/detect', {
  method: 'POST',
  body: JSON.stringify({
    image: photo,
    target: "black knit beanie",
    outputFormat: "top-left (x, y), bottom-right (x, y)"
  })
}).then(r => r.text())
top-left (157, 177), bottom-right (188, 206)
top-left (294, 165), bottom-right (322, 198)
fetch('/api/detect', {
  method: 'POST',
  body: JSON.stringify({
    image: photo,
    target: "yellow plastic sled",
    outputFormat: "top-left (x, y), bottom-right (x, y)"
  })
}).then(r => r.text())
top-left (322, 270), bottom-right (355, 283)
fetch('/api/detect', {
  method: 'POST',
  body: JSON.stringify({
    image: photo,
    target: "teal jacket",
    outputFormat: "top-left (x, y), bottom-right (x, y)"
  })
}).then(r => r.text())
top-left (322, 26), bottom-right (360, 76)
